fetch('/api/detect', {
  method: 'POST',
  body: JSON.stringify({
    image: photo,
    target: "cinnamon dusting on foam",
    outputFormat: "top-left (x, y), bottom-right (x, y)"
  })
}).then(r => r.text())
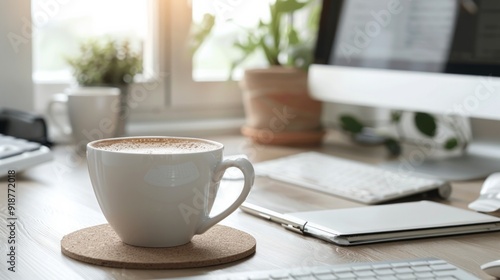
top-left (93, 138), bottom-right (219, 154)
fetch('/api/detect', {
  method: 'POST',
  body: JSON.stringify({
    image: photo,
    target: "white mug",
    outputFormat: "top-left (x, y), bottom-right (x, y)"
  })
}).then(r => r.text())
top-left (86, 136), bottom-right (255, 247)
top-left (47, 87), bottom-right (120, 150)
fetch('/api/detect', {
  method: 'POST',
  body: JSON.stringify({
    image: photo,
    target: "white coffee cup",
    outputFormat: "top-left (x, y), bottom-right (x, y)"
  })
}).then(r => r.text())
top-left (86, 136), bottom-right (255, 247)
top-left (47, 87), bottom-right (120, 150)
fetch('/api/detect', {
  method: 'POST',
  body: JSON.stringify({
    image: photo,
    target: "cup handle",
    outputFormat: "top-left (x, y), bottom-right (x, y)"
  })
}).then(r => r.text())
top-left (195, 157), bottom-right (255, 234)
top-left (46, 93), bottom-right (71, 135)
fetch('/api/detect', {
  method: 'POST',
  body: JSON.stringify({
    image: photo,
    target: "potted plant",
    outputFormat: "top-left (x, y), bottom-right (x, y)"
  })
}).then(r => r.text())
top-left (190, 0), bottom-right (322, 145)
top-left (339, 111), bottom-right (469, 157)
top-left (65, 38), bottom-right (143, 136)
top-left (232, 0), bottom-right (323, 146)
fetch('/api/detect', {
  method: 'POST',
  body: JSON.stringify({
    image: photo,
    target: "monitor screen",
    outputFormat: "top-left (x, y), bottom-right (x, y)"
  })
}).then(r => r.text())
top-left (315, 0), bottom-right (500, 77)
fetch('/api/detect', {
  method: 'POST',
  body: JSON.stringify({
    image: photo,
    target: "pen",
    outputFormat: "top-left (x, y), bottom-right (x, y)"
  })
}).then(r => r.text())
top-left (239, 202), bottom-right (307, 234)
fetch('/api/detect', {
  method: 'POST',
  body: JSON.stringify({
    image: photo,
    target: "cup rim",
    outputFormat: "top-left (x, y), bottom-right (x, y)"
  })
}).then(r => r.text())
top-left (65, 87), bottom-right (121, 96)
top-left (87, 136), bottom-right (224, 155)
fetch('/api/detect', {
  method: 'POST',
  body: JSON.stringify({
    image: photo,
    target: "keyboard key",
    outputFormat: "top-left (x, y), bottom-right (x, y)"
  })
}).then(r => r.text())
top-left (353, 270), bottom-right (376, 277)
top-left (414, 271), bottom-right (434, 278)
top-left (391, 262), bottom-right (411, 268)
top-left (311, 268), bottom-right (332, 275)
top-left (408, 261), bottom-right (429, 267)
top-left (375, 276), bottom-right (398, 280)
top-left (333, 271), bottom-right (356, 278)
top-left (393, 267), bottom-right (413, 274)
top-left (313, 274), bottom-right (338, 280)
top-left (374, 268), bottom-right (396, 276)
top-left (331, 267), bottom-right (352, 274)
top-left (411, 265), bottom-right (432, 272)
top-left (431, 263), bottom-right (457, 271)
top-left (290, 275), bottom-right (315, 280)
top-left (396, 273), bottom-right (417, 279)
top-left (372, 264), bottom-right (392, 269)
top-left (0, 145), bottom-right (23, 159)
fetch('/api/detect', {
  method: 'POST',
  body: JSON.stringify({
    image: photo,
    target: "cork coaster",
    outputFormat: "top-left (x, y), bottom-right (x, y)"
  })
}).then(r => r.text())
top-left (61, 224), bottom-right (256, 269)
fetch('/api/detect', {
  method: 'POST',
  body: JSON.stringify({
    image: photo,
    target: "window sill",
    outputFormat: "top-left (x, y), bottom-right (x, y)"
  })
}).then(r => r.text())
top-left (49, 117), bottom-right (246, 144)
top-left (127, 117), bottom-right (245, 137)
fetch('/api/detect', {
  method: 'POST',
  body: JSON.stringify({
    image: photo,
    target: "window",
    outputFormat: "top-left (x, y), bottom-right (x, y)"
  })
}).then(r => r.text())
top-left (31, 1), bottom-right (319, 122)
top-left (31, 0), bottom-right (169, 116)
top-left (32, 0), bottom-right (149, 82)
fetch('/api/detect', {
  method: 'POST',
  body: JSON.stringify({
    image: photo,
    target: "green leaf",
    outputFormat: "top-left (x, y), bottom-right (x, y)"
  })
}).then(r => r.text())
top-left (444, 138), bottom-right (459, 150)
top-left (229, 36), bottom-right (260, 79)
top-left (190, 14), bottom-right (215, 55)
top-left (414, 112), bottom-right (437, 137)
top-left (233, 39), bottom-right (258, 53)
top-left (384, 138), bottom-right (402, 157)
top-left (275, 0), bottom-right (309, 13)
top-left (340, 115), bottom-right (364, 134)
top-left (269, 2), bottom-right (281, 54)
top-left (259, 37), bottom-right (280, 65)
top-left (287, 27), bottom-right (300, 45)
top-left (287, 43), bottom-right (313, 69)
top-left (391, 110), bottom-right (402, 123)
top-left (223, 0), bottom-right (318, 70)
top-left (307, 3), bottom-right (321, 32)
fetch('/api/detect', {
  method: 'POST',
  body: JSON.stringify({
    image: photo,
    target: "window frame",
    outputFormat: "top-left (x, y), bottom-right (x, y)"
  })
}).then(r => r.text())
top-left (166, 0), bottom-right (242, 107)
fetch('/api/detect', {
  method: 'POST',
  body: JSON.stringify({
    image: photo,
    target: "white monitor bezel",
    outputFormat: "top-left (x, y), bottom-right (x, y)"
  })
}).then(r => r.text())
top-left (309, 64), bottom-right (500, 121)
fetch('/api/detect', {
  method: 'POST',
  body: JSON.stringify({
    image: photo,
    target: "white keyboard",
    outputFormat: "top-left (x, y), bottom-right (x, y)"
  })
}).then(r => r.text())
top-left (255, 152), bottom-right (451, 204)
top-left (177, 258), bottom-right (479, 279)
top-left (0, 134), bottom-right (53, 176)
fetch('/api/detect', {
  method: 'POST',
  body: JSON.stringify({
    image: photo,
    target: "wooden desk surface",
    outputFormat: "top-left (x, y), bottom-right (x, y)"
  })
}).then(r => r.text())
top-left (1, 134), bottom-right (499, 279)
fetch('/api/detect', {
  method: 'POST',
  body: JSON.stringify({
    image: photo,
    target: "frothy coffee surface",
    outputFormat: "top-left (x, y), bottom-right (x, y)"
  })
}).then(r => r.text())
top-left (93, 138), bottom-right (219, 154)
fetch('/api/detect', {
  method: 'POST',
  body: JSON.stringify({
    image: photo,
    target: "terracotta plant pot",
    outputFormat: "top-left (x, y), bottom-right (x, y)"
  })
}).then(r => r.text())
top-left (239, 67), bottom-right (324, 145)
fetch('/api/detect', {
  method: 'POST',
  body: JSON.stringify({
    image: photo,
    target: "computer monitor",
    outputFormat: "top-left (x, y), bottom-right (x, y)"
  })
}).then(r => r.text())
top-left (309, 0), bottom-right (500, 180)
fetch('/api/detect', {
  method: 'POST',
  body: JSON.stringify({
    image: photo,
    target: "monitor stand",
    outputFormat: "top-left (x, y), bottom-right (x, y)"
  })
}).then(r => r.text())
top-left (380, 118), bottom-right (500, 181)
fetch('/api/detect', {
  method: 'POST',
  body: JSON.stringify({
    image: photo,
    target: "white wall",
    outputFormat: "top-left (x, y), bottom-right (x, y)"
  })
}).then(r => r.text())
top-left (0, 0), bottom-right (33, 111)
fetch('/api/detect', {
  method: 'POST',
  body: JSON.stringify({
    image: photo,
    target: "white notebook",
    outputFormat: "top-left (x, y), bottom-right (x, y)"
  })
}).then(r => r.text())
top-left (240, 201), bottom-right (500, 245)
